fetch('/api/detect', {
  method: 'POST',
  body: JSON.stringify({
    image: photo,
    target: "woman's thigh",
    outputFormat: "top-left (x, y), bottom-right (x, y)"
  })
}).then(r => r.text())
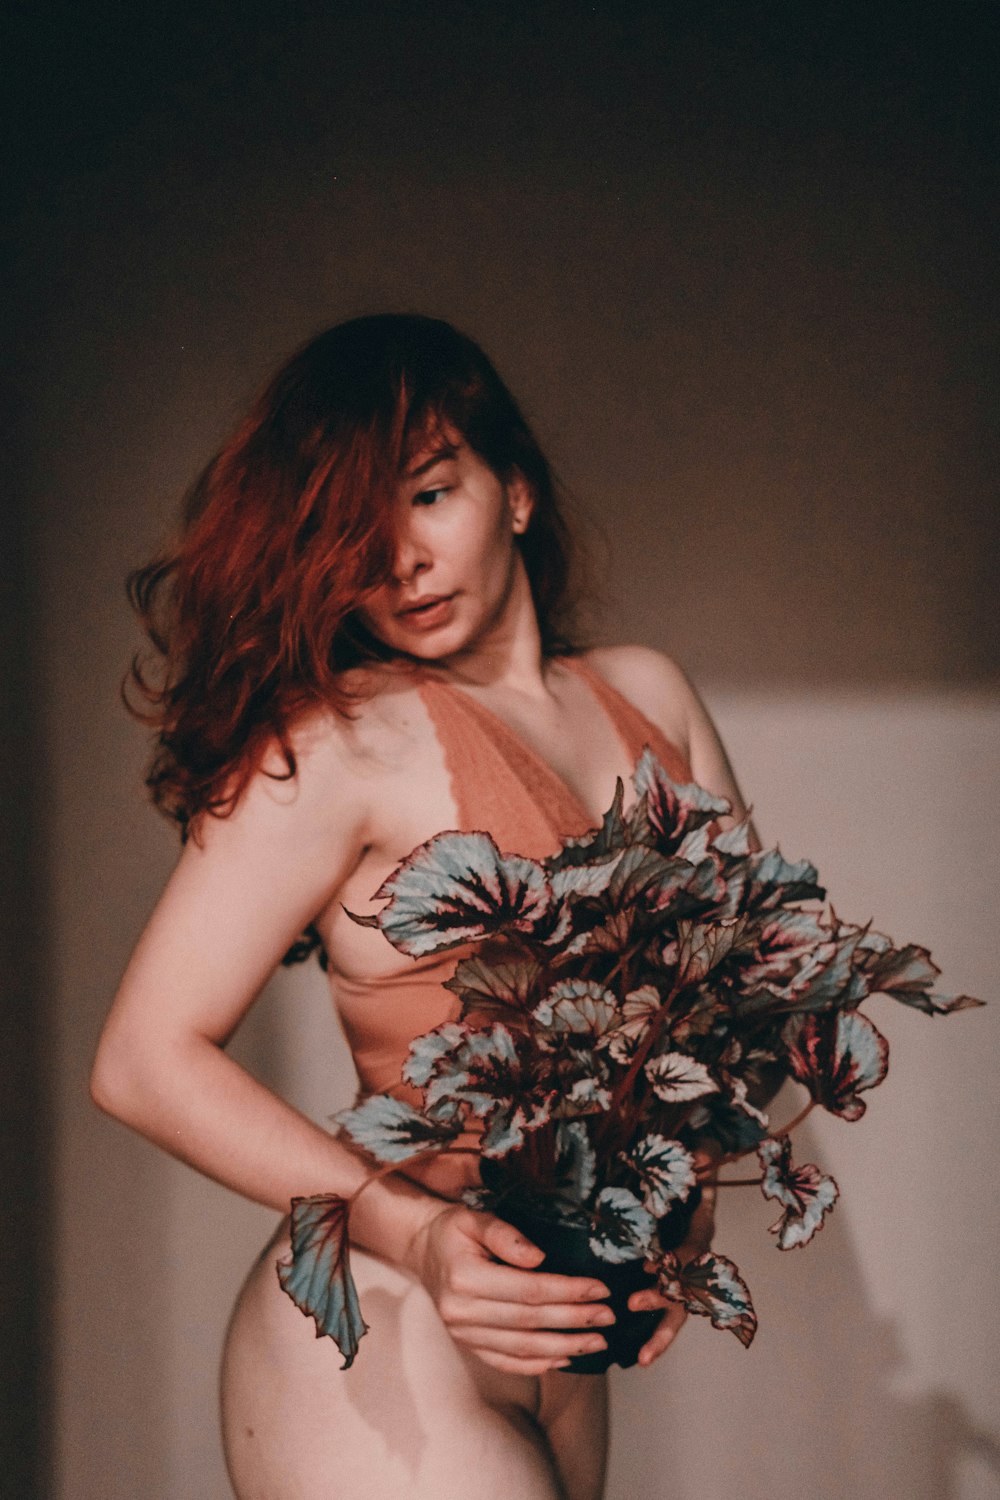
top-left (221, 1223), bottom-right (608, 1500)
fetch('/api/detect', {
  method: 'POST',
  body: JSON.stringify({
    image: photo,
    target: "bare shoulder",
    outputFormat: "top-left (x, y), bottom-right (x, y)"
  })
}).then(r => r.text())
top-left (579, 643), bottom-right (698, 760)
top-left (579, 644), bottom-right (754, 829)
top-left (210, 665), bottom-right (428, 850)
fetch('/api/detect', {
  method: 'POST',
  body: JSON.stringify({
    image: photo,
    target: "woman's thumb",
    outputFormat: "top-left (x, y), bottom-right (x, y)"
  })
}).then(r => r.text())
top-left (479, 1213), bottom-right (545, 1267)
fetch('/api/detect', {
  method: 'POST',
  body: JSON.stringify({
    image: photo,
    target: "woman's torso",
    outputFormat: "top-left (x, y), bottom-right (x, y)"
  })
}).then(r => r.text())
top-left (309, 648), bottom-right (693, 1197)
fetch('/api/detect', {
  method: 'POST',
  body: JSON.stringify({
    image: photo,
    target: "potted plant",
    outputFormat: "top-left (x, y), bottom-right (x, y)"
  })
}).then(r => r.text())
top-left (278, 750), bottom-right (982, 1369)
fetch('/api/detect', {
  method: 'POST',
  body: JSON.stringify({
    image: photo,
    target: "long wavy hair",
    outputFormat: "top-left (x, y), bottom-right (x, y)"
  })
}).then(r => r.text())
top-left (127, 314), bottom-right (582, 836)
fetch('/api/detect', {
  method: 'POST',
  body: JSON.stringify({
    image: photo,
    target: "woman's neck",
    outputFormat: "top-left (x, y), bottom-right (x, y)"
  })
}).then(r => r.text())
top-left (432, 561), bottom-right (553, 697)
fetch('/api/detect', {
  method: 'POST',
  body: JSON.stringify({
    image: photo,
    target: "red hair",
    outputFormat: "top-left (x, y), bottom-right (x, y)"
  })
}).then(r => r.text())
top-left (127, 314), bottom-right (581, 836)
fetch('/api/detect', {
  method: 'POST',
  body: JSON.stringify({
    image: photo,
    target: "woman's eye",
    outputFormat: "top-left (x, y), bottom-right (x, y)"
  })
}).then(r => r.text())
top-left (413, 487), bottom-right (449, 506)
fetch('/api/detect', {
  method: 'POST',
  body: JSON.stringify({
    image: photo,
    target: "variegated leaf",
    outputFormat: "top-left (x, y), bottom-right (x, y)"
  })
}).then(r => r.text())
top-left (481, 1096), bottom-right (553, 1157)
top-left (589, 1187), bottom-right (657, 1263)
top-left (604, 984), bottom-right (661, 1062)
top-left (402, 1021), bottom-right (470, 1089)
top-left (608, 844), bottom-right (683, 907)
top-left (676, 824), bottom-right (715, 865)
top-left (333, 1094), bottom-right (459, 1163)
top-left (741, 928), bottom-right (868, 1016)
top-left (358, 832), bottom-right (552, 956)
top-left (443, 952), bottom-right (543, 1020)
top-left (553, 1120), bottom-right (598, 1205)
top-left (567, 908), bottom-right (638, 957)
top-left (784, 1009), bottom-right (889, 1120)
top-left (689, 859), bottom-right (729, 908)
top-left (563, 1074), bottom-right (613, 1112)
top-left (632, 749), bottom-right (732, 850)
top-left (533, 979), bottom-right (618, 1037)
top-left (860, 937), bottom-right (984, 1014)
top-left (549, 854), bottom-right (624, 902)
top-left (741, 908), bottom-right (830, 987)
top-left (545, 777), bottom-right (628, 870)
top-left (782, 929), bottom-right (869, 1009)
top-left (711, 814), bottom-right (755, 858)
top-left (908, 991), bottom-right (985, 1016)
top-left (656, 1250), bottom-right (757, 1347)
top-left (645, 1051), bottom-right (718, 1103)
top-left (674, 916), bottom-right (749, 985)
top-left (758, 1136), bottom-right (839, 1249)
top-left (633, 1134), bottom-right (697, 1216)
top-left (744, 848), bottom-right (824, 909)
top-left (423, 1024), bottom-right (521, 1119)
top-left (276, 1195), bottom-right (369, 1367)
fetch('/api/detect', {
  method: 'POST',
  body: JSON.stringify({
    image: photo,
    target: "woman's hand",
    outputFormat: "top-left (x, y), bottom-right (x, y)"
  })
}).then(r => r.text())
top-left (628, 1153), bottom-right (719, 1368)
top-left (408, 1204), bottom-right (616, 1376)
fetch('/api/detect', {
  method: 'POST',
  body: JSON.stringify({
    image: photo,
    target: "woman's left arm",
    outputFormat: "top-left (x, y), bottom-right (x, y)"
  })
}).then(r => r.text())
top-left (604, 644), bottom-right (761, 847)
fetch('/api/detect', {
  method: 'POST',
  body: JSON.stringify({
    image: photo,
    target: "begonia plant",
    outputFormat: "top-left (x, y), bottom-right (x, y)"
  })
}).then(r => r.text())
top-left (278, 750), bottom-right (981, 1367)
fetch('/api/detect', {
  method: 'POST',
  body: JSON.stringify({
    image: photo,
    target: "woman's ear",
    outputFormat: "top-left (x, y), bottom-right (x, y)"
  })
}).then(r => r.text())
top-left (507, 472), bottom-right (534, 535)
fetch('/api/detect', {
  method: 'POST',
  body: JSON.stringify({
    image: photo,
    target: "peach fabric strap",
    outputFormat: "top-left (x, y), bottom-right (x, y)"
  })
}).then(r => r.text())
top-left (559, 655), bottom-right (692, 785)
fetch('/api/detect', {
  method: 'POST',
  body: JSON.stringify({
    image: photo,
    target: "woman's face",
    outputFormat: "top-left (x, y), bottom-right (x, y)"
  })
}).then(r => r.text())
top-left (356, 432), bottom-right (533, 659)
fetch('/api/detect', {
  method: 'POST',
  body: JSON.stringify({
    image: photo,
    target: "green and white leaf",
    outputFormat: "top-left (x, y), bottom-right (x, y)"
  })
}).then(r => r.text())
top-left (589, 1187), bottom-right (657, 1263)
top-left (633, 1134), bottom-right (697, 1216)
top-left (645, 1051), bottom-right (718, 1103)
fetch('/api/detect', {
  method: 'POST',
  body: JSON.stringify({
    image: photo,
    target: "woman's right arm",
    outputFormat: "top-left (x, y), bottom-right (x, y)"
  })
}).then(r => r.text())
top-left (90, 719), bottom-right (447, 1268)
top-left (91, 721), bottom-right (614, 1373)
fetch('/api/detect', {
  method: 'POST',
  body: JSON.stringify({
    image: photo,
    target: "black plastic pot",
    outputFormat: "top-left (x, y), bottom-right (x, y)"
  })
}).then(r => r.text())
top-left (496, 1189), bottom-right (701, 1374)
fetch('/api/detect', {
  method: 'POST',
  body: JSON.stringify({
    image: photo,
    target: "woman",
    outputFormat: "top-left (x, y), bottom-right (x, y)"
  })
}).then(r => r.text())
top-left (91, 314), bottom-right (756, 1499)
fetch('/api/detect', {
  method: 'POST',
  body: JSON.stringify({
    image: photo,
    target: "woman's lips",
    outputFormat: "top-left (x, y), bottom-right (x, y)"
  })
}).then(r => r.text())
top-left (396, 594), bottom-right (455, 630)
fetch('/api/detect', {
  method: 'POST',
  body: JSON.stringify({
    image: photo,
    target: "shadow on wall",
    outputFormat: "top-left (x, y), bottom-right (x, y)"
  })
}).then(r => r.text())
top-left (608, 1115), bottom-right (1000, 1500)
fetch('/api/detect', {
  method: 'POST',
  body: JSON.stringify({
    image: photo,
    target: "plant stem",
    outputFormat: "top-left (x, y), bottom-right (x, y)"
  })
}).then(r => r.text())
top-left (772, 1098), bottom-right (816, 1139)
top-left (606, 979), bottom-right (683, 1122)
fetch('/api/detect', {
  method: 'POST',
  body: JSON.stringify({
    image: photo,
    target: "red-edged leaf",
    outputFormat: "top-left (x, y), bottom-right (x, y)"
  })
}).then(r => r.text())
top-left (757, 1136), bottom-right (839, 1249)
top-left (545, 777), bottom-right (628, 870)
top-left (784, 1010), bottom-right (889, 1120)
top-left (656, 1250), bottom-right (757, 1346)
top-left (744, 848), bottom-right (824, 909)
top-left (353, 831), bottom-right (553, 956)
top-left (632, 748), bottom-right (732, 850)
top-left (443, 952), bottom-right (544, 1021)
top-left (860, 936), bottom-right (984, 1014)
top-left (644, 1050), bottom-right (717, 1103)
top-left (276, 1195), bottom-right (368, 1368)
top-left (533, 979), bottom-right (618, 1037)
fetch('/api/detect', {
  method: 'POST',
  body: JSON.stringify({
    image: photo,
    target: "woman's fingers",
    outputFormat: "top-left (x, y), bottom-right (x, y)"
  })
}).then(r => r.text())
top-left (635, 1301), bottom-right (688, 1367)
top-left (626, 1286), bottom-right (689, 1365)
top-left (453, 1324), bottom-right (610, 1361)
top-left (452, 1258), bottom-right (610, 1307)
top-left (444, 1295), bottom-right (616, 1331)
top-left (425, 1209), bottom-right (615, 1369)
top-left (478, 1213), bottom-right (547, 1268)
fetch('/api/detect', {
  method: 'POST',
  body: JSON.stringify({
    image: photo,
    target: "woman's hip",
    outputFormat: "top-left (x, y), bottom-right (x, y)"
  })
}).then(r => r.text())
top-left (220, 1219), bottom-right (606, 1499)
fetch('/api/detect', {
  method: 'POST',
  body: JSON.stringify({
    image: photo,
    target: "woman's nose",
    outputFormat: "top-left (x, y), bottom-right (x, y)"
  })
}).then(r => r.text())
top-left (392, 523), bottom-right (432, 582)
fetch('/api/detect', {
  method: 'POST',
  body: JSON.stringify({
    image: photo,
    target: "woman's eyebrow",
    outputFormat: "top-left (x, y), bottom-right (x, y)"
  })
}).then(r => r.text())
top-left (406, 444), bottom-right (458, 478)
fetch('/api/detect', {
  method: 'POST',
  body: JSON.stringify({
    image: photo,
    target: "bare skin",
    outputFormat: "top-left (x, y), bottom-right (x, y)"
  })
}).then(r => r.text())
top-left (91, 436), bottom-right (755, 1498)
